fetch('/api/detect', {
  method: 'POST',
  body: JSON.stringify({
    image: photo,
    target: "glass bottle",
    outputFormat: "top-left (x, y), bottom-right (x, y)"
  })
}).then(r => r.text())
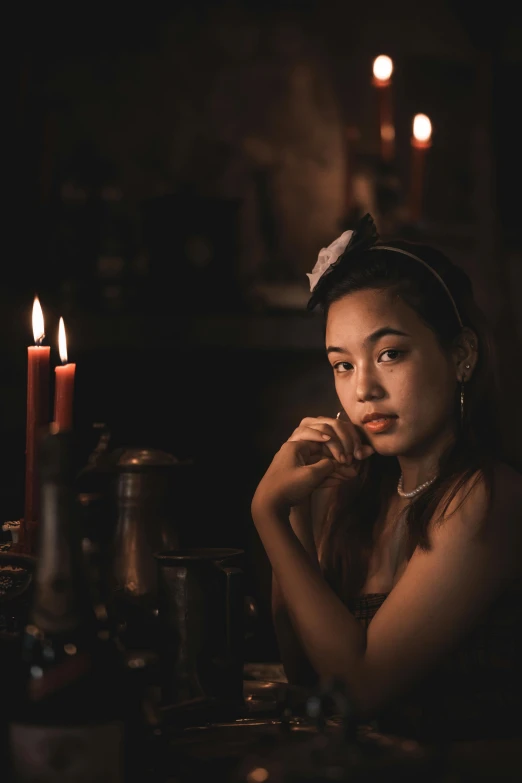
top-left (8, 429), bottom-right (128, 782)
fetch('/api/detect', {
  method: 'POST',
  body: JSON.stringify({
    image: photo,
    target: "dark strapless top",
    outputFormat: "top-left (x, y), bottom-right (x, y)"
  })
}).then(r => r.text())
top-left (349, 584), bottom-right (522, 742)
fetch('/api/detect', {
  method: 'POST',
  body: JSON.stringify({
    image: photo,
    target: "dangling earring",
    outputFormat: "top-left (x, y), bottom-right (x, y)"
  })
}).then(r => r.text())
top-left (460, 364), bottom-right (470, 425)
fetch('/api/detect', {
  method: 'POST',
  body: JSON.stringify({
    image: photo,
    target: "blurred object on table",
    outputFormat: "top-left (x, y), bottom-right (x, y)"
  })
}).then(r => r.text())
top-left (75, 427), bottom-right (194, 652)
top-left (156, 548), bottom-right (245, 719)
top-left (164, 679), bottom-right (446, 783)
top-left (0, 551), bottom-right (36, 644)
top-left (237, 678), bottom-right (445, 782)
top-left (112, 446), bottom-right (185, 650)
top-left (243, 681), bottom-right (288, 716)
top-left (1, 521), bottom-right (21, 546)
top-left (243, 662), bottom-right (287, 684)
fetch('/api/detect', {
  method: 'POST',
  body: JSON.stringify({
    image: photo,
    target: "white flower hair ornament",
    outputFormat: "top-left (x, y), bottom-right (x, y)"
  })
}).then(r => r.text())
top-left (306, 230), bottom-right (354, 293)
top-left (306, 214), bottom-right (379, 310)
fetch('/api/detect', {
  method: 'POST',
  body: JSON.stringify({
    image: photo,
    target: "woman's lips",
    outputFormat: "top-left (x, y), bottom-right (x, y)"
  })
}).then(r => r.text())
top-left (363, 416), bottom-right (398, 433)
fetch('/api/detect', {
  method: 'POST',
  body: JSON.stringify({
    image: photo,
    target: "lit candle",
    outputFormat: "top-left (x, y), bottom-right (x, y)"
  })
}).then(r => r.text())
top-left (409, 113), bottom-right (433, 224)
top-left (24, 296), bottom-right (50, 549)
top-left (53, 317), bottom-right (76, 432)
top-left (372, 55), bottom-right (395, 163)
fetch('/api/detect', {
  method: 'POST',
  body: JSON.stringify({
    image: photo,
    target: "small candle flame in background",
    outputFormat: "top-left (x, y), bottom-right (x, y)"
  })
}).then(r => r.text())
top-left (413, 113), bottom-right (432, 146)
top-left (32, 297), bottom-right (45, 345)
top-left (372, 55), bottom-right (393, 84)
top-left (372, 55), bottom-right (395, 161)
top-left (409, 113), bottom-right (433, 223)
top-left (58, 317), bottom-right (68, 364)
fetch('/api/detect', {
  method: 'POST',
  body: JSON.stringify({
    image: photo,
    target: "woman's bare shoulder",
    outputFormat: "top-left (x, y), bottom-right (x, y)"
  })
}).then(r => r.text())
top-left (427, 462), bottom-right (521, 559)
top-left (438, 461), bottom-right (521, 516)
top-left (431, 461), bottom-right (522, 576)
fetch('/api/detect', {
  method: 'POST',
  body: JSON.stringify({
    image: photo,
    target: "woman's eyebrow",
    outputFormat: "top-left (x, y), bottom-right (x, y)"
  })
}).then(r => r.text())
top-left (326, 327), bottom-right (410, 355)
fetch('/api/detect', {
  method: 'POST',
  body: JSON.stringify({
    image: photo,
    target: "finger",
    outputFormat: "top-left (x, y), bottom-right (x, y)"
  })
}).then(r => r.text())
top-left (320, 466), bottom-right (358, 487)
top-left (288, 426), bottom-right (332, 444)
top-left (316, 456), bottom-right (358, 478)
top-left (308, 450), bottom-right (353, 468)
top-left (354, 444), bottom-right (375, 460)
top-left (330, 464), bottom-right (358, 480)
top-left (291, 423), bottom-right (346, 464)
top-left (335, 422), bottom-right (376, 461)
top-left (306, 457), bottom-right (336, 482)
top-left (306, 417), bottom-right (358, 461)
top-left (288, 428), bottom-right (338, 464)
top-left (333, 461), bottom-right (359, 474)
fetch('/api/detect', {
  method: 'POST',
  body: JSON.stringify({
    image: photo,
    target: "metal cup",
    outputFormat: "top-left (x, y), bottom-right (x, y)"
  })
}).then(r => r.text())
top-left (155, 548), bottom-right (245, 708)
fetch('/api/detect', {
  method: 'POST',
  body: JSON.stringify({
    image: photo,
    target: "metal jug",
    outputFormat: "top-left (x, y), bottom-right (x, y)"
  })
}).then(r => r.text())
top-left (108, 447), bottom-right (198, 651)
top-left (155, 548), bottom-right (245, 710)
top-left (112, 447), bottom-right (182, 603)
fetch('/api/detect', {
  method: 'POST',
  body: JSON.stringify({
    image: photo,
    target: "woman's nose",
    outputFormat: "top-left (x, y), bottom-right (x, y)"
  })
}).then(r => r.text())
top-left (356, 368), bottom-right (385, 402)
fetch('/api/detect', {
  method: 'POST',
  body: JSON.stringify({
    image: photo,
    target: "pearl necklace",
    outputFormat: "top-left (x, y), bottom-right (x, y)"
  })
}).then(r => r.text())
top-left (397, 474), bottom-right (438, 499)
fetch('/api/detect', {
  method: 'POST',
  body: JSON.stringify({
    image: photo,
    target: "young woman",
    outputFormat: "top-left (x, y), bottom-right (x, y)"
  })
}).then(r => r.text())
top-left (251, 214), bottom-right (522, 742)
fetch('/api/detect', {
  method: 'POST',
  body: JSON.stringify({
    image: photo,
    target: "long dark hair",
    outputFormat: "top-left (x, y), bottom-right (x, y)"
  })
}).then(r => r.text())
top-left (312, 238), bottom-right (503, 604)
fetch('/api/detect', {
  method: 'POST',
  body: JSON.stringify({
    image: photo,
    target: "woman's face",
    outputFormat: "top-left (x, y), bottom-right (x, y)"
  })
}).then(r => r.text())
top-left (325, 288), bottom-right (459, 457)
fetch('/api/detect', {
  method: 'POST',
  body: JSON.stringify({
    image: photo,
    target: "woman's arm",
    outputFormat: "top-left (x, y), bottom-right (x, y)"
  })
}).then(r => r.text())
top-left (272, 489), bottom-right (335, 685)
top-left (271, 499), bottom-right (318, 685)
top-left (253, 459), bottom-right (522, 721)
top-left (254, 416), bottom-right (370, 690)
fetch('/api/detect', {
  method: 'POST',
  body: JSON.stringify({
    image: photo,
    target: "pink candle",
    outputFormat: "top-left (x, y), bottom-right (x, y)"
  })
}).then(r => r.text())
top-left (372, 55), bottom-right (395, 163)
top-left (53, 317), bottom-right (76, 432)
top-left (409, 114), bottom-right (433, 224)
top-left (24, 297), bottom-right (50, 549)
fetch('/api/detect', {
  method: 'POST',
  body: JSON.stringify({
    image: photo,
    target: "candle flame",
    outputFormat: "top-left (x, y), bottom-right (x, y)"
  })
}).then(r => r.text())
top-left (373, 55), bottom-right (393, 82)
top-left (413, 114), bottom-right (432, 143)
top-left (58, 317), bottom-right (68, 364)
top-left (32, 297), bottom-right (45, 344)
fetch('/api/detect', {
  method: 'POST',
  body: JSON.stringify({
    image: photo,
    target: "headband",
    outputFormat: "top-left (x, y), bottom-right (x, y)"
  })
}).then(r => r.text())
top-left (306, 214), bottom-right (464, 328)
top-left (369, 245), bottom-right (464, 328)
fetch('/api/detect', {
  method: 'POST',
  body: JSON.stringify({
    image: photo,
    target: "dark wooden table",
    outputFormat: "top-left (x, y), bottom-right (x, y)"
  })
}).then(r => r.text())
top-left (154, 665), bottom-right (522, 782)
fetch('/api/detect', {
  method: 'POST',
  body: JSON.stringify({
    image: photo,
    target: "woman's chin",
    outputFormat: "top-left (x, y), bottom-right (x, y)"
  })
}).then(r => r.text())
top-left (370, 436), bottom-right (406, 458)
top-left (373, 445), bottom-right (401, 457)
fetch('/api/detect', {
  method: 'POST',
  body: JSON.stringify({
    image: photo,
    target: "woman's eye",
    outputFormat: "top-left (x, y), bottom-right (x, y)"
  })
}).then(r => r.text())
top-left (333, 362), bottom-right (353, 373)
top-left (379, 350), bottom-right (403, 362)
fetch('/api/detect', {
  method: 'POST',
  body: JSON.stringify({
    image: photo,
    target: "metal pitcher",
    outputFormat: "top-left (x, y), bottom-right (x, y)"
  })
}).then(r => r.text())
top-left (112, 447), bottom-right (184, 604)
